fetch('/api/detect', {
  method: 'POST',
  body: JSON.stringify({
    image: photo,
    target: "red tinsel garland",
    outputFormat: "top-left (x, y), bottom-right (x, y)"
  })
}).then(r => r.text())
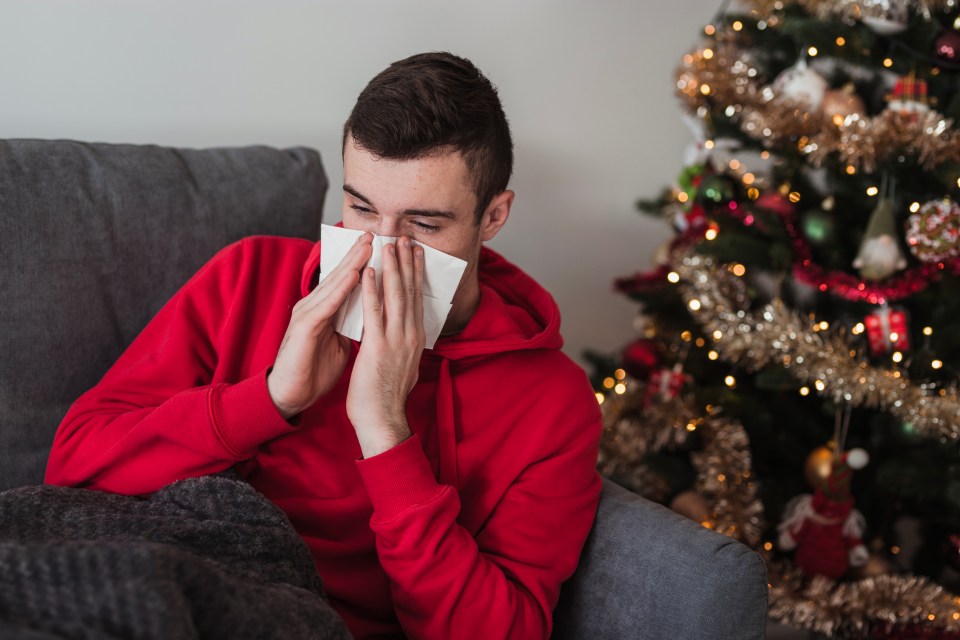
top-left (772, 196), bottom-right (960, 305)
top-left (615, 195), bottom-right (960, 305)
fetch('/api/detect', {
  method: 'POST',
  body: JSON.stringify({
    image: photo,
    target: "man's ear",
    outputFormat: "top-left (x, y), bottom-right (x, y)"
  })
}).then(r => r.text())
top-left (479, 190), bottom-right (514, 242)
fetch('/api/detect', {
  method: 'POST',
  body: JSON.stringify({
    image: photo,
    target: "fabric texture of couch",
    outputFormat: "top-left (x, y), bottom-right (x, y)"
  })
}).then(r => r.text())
top-left (0, 138), bottom-right (768, 639)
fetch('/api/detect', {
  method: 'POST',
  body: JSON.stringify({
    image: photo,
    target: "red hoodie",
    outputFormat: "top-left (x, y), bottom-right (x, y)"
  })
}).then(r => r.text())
top-left (46, 235), bottom-right (603, 639)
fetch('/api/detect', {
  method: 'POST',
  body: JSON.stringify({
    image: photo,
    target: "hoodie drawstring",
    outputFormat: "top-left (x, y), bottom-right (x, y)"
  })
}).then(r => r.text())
top-left (436, 358), bottom-right (458, 487)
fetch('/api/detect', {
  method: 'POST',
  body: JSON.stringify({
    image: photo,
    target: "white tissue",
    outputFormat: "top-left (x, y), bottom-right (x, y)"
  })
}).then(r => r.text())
top-left (319, 224), bottom-right (468, 349)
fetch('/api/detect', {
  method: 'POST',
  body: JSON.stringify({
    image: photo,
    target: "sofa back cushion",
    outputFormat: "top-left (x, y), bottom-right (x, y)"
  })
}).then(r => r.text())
top-left (0, 140), bottom-right (327, 491)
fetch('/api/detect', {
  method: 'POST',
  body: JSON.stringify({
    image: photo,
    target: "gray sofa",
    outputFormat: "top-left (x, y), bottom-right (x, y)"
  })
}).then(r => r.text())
top-left (0, 139), bottom-right (768, 639)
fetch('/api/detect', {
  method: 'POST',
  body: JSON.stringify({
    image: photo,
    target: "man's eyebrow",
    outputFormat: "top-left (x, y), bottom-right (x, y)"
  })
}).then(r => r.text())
top-left (344, 184), bottom-right (459, 220)
top-left (343, 184), bottom-right (371, 205)
top-left (401, 208), bottom-right (458, 220)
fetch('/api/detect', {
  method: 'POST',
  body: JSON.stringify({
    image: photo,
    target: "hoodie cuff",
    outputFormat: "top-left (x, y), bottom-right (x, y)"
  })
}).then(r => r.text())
top-left (209, 367), bottom-right (300, 458)
top-left (355, 434), bottom-right (444, 522)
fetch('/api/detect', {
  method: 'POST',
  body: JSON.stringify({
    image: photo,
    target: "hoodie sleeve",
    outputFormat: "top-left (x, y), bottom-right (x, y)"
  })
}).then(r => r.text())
top-left (45, 239), bottom-right (299, 495)
top-left (355, 374), bottom-right (603, 640)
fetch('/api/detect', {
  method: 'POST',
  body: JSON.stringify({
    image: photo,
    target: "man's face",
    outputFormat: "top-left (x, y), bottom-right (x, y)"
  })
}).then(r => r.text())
top-left (341, 135), bottom-right (498, 310)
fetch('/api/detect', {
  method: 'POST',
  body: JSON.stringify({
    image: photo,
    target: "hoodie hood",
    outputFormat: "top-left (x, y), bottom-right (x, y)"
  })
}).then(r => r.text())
top-left (300, 240), bottom-right (563, 360)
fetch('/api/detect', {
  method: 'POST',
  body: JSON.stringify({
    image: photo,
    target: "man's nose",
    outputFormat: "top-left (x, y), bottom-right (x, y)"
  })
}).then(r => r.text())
top-left (372, 215), bottom-right (401, 237)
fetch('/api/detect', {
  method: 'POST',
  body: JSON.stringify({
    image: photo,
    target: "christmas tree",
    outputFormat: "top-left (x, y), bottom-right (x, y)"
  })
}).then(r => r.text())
top-left (591, 0), bottom-right (960, 637)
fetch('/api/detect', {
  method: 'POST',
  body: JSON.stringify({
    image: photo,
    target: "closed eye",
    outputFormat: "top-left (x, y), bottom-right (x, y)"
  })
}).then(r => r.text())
top-left (411, 220), bottom-right (440, 232)
top-left (350, 204), bottom-right (440, 233)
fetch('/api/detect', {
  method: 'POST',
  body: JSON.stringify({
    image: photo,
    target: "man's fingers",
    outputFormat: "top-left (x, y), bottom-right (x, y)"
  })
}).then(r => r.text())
top-left (360, 265), bottom-right (383, 337)
top-left (381, 241), bottom-right (405, 330)
top-left (297, 233), bottom-right (372, 320)
top-left (398, 238), bottom-right (418, 331)
top-left (314, 233), bottom-right (372, 296)
top-left (413, 245), bottom-right (425, 338)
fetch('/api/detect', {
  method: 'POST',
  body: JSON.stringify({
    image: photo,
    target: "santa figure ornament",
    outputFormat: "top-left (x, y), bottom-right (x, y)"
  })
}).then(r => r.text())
top-left (778, 448), bottom-right (870, 579)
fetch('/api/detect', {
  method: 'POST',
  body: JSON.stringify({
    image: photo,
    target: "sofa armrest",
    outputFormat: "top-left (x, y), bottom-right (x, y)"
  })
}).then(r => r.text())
top-left (552, 478), bottom-right (768, 640)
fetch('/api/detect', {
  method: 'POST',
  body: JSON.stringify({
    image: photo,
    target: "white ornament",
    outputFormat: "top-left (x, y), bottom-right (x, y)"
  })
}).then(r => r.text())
top-left (772, 59), bottom-right (828, 109)
top-left (853, 235), bottom-right (908, 280)
top-left (859, 0), bottom-right (910, 35)
top-left (846, 448), bottom-right (870, 470)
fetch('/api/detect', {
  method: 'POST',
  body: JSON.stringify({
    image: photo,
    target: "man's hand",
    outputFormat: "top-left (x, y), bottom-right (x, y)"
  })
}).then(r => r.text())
top-left (347, 237), bottom-right (426, 457)
top-left (267, 232), bottom-right (374, 420)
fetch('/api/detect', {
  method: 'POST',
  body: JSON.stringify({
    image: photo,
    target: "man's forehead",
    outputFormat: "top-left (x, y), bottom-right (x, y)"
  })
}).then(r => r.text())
top-left (343, 141), bottom-right (476, 211)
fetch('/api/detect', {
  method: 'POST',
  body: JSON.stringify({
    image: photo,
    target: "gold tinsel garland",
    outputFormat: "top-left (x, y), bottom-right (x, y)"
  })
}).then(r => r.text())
top-left (672, 246), bottom-right (960, 441)
top-left (742, 0), bottom-right (957, 21)
top-left (674, 38), bottom-right (960, 173)
top-left (768, 565), bottom-right (960, 637)
top-left (690, 413), bottom-right (766, 546)
top-left (598, 391), bottom-right (766, 546)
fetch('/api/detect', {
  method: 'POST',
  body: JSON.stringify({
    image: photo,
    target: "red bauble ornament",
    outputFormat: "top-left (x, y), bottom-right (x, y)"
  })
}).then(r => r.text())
top-left (905, 198), bottom-right (960, 263)
top-left (934, 29), bottom-right (960, 65)
top-left (621, 339), bottom-right (661, 379)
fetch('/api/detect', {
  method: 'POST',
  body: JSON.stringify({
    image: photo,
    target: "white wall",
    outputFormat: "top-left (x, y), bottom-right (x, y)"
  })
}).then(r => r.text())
top-left (1, 0), bottom-right (720, 368)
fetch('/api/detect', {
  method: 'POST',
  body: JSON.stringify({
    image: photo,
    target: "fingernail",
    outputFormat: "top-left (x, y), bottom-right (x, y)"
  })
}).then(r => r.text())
top-left (415, 247), bottom-right (424, 259)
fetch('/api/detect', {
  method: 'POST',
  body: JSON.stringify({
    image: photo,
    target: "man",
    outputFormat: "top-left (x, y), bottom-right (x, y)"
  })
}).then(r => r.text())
top-left (46, 52), bottom-right (602, 639)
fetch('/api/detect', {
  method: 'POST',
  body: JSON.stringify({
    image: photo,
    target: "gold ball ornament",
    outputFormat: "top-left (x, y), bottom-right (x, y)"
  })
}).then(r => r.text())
top-left (670, 490), bottom-right (713, 525)
top-left (821, 84), bottom-right (866, 122)
top-left (804, 445), bottom-right (835, 491)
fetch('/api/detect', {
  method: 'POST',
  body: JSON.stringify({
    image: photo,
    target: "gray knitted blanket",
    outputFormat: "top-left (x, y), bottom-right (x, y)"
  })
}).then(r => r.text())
top-left (0, 474), bottom-right (352, 640)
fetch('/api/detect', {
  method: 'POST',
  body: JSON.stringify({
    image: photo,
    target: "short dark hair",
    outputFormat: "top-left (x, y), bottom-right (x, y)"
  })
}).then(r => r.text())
top-left (343, 52), bottom-right (513, 222)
